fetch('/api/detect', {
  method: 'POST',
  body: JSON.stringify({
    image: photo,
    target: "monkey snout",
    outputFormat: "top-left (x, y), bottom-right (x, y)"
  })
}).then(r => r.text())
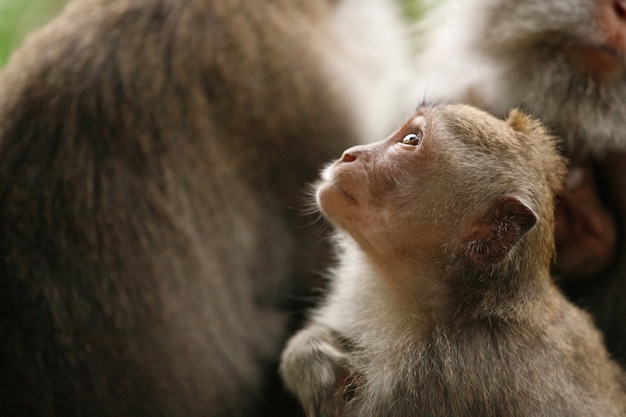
top-left (341, 150), bottom-right (358, 163)
top-left (339, 144), bottom-right (372, 163)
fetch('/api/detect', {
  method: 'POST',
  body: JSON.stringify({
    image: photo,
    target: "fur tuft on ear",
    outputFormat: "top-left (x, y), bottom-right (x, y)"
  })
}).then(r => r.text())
top-left (462, 196), bottom-right (538, 267)
top-left (506, 109), bottom-right (542, 135)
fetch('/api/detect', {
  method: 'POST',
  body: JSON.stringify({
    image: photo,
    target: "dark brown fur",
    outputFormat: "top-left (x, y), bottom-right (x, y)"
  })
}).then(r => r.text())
top-left (0, 0), bottom-right (383, 415)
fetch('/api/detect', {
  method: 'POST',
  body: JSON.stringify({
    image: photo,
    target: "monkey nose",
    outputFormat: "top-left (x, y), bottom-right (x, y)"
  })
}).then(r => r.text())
top-left (341, 151), bottom-right (357, 163)
top-left (615, 0), bottom-right (626, 20)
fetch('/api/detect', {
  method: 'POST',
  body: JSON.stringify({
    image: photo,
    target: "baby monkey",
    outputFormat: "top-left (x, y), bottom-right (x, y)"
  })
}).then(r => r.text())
top-left (280, 104), bottom-right (626, 417)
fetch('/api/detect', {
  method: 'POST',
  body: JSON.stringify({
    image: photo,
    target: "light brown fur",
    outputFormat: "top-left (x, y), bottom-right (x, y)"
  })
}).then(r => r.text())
top-left (280, 104), bottom-right (626, 417)
top-left (414, 0), bottom-right (626, 366)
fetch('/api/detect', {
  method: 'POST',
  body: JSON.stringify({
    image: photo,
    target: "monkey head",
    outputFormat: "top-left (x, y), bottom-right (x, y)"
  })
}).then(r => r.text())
top-left (483, 0), bottom-right (626, 80)
top-left (465, 0), bottom-right (626, 155)
top-left (316, 105), bottom-right (567, 287)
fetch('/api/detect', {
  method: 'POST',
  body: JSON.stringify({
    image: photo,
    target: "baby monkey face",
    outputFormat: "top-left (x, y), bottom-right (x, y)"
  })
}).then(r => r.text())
top-left (315, 106), bottom-right (463, 260)
top-left (318, 111), bottom-right (427, 208)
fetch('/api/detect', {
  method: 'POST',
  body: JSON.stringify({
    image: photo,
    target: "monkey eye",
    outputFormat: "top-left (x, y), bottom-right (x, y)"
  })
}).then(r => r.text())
top-left (401, 132), bottom-right (423, 146)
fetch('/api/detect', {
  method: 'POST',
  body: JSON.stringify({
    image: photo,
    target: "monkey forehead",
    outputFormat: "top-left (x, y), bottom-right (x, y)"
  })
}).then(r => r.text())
top-left (435, 105), bottom-right (517, 147)
top-left (409, 104), bottom-right (564, 187)
top-left (405, 108), bottom-right (430, 130)
top-left (435, 105), bottom-right (535, 150)
top-left (435, 105), bottom-right (564, 180)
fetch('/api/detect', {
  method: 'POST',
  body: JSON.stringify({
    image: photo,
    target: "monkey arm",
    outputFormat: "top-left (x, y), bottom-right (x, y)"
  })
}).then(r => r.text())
top-left (279, 323), bottom-right (358, 417)
top-left (554, 164), bottom-right (617, 278)
top-left (593, 151), bottom-right (626, 368)
top-left (555, 153), bottom-right (626, 367)
top-left (601, 151), bottom-right (626, 244)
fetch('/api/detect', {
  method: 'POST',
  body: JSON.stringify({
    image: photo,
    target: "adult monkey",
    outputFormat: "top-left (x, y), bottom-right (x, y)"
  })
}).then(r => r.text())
top-left (414, 0), bottom-right (626, 366)
top-left (0, 0), bottom-right (411, 415)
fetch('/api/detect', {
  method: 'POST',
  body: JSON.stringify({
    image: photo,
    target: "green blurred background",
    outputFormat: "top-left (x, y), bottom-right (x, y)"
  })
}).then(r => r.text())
top-left (0, 0), bottom-right (424, 67)
top-left (0, 0), bottom-right (66, 66)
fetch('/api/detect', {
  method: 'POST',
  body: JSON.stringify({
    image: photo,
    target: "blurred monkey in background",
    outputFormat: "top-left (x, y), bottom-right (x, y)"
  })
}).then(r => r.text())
top-left (0, 0), bottom-right (413, 415)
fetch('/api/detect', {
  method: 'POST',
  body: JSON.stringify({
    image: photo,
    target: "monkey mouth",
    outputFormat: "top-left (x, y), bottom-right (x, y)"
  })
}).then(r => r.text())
top-left (565, 39), bottom-right (626, 80)
top-left (587, 41), bottom-right (625, 62)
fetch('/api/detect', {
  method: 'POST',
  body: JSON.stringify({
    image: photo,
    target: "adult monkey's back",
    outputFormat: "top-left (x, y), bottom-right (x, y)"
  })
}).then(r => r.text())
top-left (0, 0), bottom-right (411, 415)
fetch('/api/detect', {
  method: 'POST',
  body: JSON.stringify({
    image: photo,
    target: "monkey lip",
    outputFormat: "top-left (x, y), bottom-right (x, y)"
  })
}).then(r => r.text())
top-left (567, 39), bottom-right (626, 80)
top-left (323, 162), bottom-right (360, 205)
top-left (588, 42), bottom-right (625, 62)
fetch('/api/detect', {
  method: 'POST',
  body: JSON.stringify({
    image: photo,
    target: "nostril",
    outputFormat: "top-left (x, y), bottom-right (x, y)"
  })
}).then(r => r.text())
top-left (614, 0), bottom-right (626, 20)
top-left (341, 152), bottom-right (357, 163)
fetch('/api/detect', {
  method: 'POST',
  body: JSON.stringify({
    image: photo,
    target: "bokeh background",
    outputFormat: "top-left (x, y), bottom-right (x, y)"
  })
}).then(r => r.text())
top-left (0, 0), bottom-right (66, 66)
top-left (0, 0), bottom-right (425, 67)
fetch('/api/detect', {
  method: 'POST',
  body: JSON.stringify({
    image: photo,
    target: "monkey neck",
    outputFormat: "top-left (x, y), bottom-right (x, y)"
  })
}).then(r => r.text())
top-left (445, 254), bottom-right (557, 324)
top-left (364, 242), bottom-right (557, 326)
top-left (327, 235), bottom-right (559, 342)
top-left (322, 235), bottom-right (452, 339)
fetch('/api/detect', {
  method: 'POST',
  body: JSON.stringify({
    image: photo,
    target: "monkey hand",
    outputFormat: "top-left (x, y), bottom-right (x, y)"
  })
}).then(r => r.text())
top-left (280, 323), bottom-right (359, 417)
top-left (555, 164), bottom-right (617, 279)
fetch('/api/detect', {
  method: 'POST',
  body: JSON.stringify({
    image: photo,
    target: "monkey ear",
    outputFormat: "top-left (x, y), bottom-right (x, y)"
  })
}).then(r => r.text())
top-left (462, 196), bottom-right (538, 266)
top-left (506, 109), bottom-right (538, 134)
